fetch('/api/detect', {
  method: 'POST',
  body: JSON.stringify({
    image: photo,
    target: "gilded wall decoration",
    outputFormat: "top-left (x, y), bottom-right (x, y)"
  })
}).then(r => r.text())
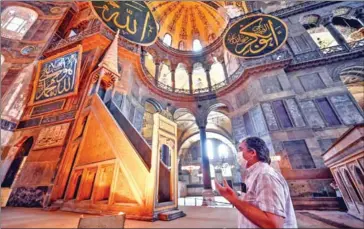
top-left (224, 14), bottom-right (288, 58)
top-left (30, 46), bottom-right (82, 105)
top-left (33, 123), bottom-right (70, 150)
top-left (40, 110), bottom-right (76, 125)
top-left (91, 1), bottom-right (158, 45)
top-left (30, 100), bottom-right (65, 117)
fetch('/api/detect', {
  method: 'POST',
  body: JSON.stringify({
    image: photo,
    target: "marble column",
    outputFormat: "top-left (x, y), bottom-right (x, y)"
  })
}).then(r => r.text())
top-left (322, 17), bottom-right (350, 50)
top-left (198, 123), bottom-right (214, 206)
top-left (221, 61), bottom-right (230, 84)
top-left (155, 62), bottom-right (161, 85)
top-left (205, 67), bottom-right (212, 92)
top-left (171, 70), bottom-right (176, 92)
top-left (188, 71), bottom-right (193, 94)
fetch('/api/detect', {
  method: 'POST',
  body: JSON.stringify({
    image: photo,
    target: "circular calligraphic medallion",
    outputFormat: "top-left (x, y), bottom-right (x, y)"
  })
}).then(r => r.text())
top-left (21, 45), bottom-right (36, 55)
top-left (224, 14), bottom-right (288, 58)
top-left (91, 1), bottom-right (158, 46)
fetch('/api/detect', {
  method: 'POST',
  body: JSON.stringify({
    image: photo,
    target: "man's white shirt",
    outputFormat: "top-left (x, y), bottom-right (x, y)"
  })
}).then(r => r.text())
top-left (237, 162), bottom-right (298, 228)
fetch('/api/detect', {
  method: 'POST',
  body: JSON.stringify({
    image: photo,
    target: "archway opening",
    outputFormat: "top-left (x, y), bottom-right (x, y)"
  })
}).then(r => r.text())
top-left (2, 137), bottom-right (34, 187)
top-left (158, 144), bottom-right (172, 203)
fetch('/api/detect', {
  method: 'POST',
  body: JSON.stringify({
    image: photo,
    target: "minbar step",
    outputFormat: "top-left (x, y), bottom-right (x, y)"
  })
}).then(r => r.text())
top-left (158, 210), bottom-right (186, 221)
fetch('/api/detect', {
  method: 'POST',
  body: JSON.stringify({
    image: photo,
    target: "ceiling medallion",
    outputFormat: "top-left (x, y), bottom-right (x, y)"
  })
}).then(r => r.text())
top-left (91, 1), bottom-right (158, 46)
top-left (21, 45), bottom-right (36, 55)
top-left (224, 14), bottom-right (288, 58)
top-left (50, 7), bottom-right (62, 14)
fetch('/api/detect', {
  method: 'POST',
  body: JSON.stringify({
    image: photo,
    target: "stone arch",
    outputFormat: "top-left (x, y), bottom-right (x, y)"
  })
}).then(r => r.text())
top-left (332, 6), bottom-right (353, 17)
top-left (339, 66), bottom-right (364, 84)
top-left (207, 101), bottom-right (233, 114)
top-left (144, 97), bottom-right (164, 112)
top-left (331, 61), bottom-right (364, 82)
top-left (178, 131), bottom-right (237, 160)
top-left (173, 107), bottom-right (195, 120)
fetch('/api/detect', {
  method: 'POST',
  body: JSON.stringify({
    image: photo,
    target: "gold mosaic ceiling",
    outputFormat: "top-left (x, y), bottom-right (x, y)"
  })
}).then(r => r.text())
top-left (148, 1), bottom-right (248, 50)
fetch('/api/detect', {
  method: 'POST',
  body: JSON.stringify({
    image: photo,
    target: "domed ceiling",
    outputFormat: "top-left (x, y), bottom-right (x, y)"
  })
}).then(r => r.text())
top-left (148, 1), bottom-right (233, 51)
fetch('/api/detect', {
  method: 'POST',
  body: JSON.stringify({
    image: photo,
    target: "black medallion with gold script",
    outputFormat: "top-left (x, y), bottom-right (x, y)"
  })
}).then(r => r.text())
top-left (91, 1), bottom-right (158, 45)
top-left (35, 51), bottom-right (79, 103)
top-left (224, 14), bottom-right (288, 58)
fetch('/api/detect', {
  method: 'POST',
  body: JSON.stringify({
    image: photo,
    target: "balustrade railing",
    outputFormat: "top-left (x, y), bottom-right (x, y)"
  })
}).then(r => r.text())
top-left (140, 50), bottom-right (292, 96)
top-left (46, 21), bottom-right (140, 53)
top-left (293, 39), bottom-right (364, 64)
top-left (349, 39), bottom-right (364, 50)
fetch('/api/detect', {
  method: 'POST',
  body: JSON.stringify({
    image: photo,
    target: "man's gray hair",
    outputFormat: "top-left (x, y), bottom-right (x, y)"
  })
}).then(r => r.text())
top-left (241, 137), bottom-right (271, 164)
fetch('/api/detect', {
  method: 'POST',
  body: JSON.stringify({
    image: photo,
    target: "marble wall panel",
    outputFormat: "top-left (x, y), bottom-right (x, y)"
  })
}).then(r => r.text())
top-left (299, 73), bottom-right (326, 92)
top-left (299, 100), bottom-right (325, 128)
top-left (329, 94), bottom-right (364, 125)
top-left (286, 98), bottom-right (306, 127)
top-left (260, 76), bottom-right (282, 94)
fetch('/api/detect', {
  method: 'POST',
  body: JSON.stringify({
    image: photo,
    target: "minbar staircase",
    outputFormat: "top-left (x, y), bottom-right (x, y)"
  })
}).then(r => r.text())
top-left (59, 94), bottom-right (184, 221)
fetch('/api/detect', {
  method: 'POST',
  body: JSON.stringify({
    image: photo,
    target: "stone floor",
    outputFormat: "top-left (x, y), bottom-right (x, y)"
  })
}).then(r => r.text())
top-left (1, 206), bottom-right (363, 228)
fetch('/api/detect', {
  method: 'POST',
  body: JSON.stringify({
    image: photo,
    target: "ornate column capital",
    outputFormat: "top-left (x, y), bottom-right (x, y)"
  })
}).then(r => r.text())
top-left (321, 15), bottom-right (333, 26)
top-left (196, 116), bottom-right (208, 129)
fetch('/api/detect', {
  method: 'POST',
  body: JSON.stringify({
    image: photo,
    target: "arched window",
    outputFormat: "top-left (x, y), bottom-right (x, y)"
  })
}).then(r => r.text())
top-left (300, 15), bottom-right (338, 49)
top-left (193, 39), bottom-right (202, 51)
top-left (158, 63), bottom-right (172, 87)
top-left (178, 41), bottom-right (185, 50)
top-left (175, 63), bottom-right (189, 91)
top-left (332, 16), bottom-right (363, 42)
top-left (163, 33), bottom-right (172, 46)
top-left (144, 52), bottom-right (156, 77)
top-left (1, 6), bottom-right (38, 40)
top-left (192, 63), bottom-right (207, 91)
top-left (210, 61), bottom-right (225, 86)
top-left (1, 55), bottom-right (4, 66)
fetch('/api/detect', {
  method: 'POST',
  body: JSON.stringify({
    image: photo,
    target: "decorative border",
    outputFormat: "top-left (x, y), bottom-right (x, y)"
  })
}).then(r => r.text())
top-left (30, 99), bottom-right (66, 117)
top-left (33, 122), bottom-right (70, 150)
top-left (28, 45), bottom-right (83, 106)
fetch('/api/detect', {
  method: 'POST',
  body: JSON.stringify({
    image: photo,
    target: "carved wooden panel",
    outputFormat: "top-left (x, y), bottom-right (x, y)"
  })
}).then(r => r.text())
top-left (33, 123), bottom-right (70, 150)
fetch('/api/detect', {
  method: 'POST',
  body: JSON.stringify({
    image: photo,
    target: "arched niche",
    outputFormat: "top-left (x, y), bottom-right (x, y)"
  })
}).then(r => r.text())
top-left (1, 6), bottom-right (38, 40)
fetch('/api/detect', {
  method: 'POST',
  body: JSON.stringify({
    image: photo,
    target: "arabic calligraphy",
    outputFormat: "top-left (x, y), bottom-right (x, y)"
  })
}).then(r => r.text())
top-left (224, 14), bottom-right (288, 58)
top-left (33, 123), bottom-right (70, 150)
top-left (35, 52), bottom-right (79, 102)
top-left (91, 1), bottom-right (158, 45)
